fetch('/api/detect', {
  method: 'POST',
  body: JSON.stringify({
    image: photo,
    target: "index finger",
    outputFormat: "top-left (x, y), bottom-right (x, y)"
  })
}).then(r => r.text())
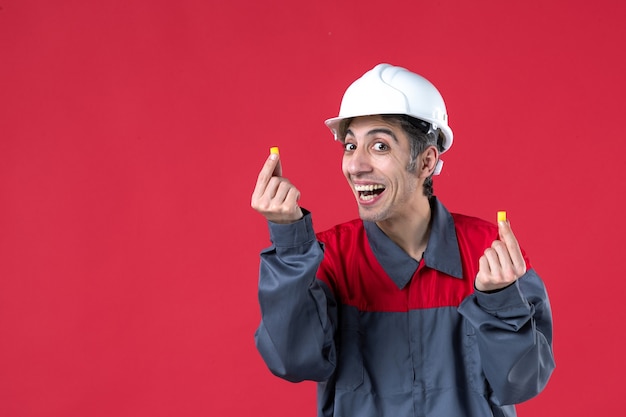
top-left (498, 220), bottom-right (526, 272)
top-left (252, 153), bottom-right (281, 199)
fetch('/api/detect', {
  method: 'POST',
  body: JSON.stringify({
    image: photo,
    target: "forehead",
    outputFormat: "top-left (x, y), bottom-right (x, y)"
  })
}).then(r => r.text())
top-left (347, 115), bottom-right (397, 131)
top-left (344, 116), bottom-right (406, 141)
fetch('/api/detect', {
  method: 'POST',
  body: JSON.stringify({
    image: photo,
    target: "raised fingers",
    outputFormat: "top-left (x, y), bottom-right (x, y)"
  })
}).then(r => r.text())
top-left (251, 152), bottom-right (303, 224)
top-left (498, 221), bottom-right (526, 276)
top-left (252, 153), bottom-right (281, 201)
top-left (475, 220), bottom-right (528, 292)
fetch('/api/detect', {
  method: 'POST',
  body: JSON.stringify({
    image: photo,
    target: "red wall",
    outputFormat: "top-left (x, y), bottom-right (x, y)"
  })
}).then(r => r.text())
top-left (1, 1), bottom-right (625, 416)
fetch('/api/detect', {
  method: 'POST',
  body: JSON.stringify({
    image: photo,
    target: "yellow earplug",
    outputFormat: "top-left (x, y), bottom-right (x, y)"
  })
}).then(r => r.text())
top-left (270, 146), bottom-right (280, 155)
top-left (497, 211), bottom-right (507, 223)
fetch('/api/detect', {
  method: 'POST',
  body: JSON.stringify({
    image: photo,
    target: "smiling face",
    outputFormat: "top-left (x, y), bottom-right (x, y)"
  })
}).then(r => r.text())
top-left (341, 116), bottom-right (435, 223)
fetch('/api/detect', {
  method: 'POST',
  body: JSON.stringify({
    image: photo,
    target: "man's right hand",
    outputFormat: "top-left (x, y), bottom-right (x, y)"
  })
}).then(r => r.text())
top-left (251, 152), bottom-right (304, 224)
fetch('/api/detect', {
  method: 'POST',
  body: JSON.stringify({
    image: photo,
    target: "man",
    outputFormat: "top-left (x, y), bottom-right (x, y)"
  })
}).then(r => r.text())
top-left (251, 63), bottom-right (555, 417)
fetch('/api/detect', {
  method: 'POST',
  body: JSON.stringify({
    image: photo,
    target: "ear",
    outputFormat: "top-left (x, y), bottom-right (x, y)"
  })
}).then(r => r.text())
top-left (419, 145), bottom-right (440, 178)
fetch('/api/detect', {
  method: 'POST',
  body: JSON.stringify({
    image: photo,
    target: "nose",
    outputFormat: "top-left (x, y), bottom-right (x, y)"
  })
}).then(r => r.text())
top-left (343, 146), bottom-right (373, 176)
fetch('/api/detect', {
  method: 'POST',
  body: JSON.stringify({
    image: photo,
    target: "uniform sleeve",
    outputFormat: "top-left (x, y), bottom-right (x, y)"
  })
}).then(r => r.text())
top-left (457, 268), bottom-right (555, 405)
top-left (254, 212), bottom-right (337, 383)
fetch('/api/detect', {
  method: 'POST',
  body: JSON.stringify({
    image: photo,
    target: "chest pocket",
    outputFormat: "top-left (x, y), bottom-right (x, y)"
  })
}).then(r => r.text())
top-left (334, 306), bottom-right (364, 391)
top-left (462, 318), bottom-right (490, 395)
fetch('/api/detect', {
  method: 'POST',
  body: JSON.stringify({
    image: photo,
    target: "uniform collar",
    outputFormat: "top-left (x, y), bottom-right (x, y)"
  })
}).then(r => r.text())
top-left (363, 196), bottom-right (464, 290)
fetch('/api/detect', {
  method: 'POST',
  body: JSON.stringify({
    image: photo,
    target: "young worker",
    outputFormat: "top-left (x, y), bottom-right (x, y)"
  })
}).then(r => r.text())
top-left (251, 63), bottom-right (555, 417)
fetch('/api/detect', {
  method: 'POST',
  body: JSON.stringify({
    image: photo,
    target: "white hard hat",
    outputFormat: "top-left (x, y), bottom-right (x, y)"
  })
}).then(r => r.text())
top-left (324, 63), bottom-right (453, 174)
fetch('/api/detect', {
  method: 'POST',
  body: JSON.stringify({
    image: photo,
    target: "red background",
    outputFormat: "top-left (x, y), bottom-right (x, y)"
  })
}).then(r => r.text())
top-left (1, 1), bottom-right (625, 416)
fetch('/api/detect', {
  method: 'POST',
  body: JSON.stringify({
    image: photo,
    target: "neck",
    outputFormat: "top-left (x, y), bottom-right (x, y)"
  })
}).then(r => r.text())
top-left (376, 197), bottom-right (432, 261)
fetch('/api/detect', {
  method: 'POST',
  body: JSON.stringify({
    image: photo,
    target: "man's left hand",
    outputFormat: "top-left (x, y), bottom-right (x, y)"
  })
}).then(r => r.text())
top-left (475, 220), bottom-right (527, 292)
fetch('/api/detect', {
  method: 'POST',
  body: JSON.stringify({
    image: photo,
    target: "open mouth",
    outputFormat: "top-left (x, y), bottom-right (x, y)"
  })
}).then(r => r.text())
top-left (354, 184), bottom-right (386, 201)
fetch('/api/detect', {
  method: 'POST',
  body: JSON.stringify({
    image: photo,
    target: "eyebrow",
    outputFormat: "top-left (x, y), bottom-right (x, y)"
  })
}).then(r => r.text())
top-left (345, 128), bottom-right (399, 143)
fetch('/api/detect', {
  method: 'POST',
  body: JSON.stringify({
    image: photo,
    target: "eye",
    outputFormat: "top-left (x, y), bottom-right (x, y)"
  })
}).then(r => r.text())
top-left (373, 142), bottom-right (389, 151)
top-left (344, 142), bottom-right (357, 152)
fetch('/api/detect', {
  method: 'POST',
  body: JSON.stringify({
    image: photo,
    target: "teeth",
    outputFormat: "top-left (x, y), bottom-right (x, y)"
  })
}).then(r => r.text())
top-left (354, 184), bottom-right (385, 192)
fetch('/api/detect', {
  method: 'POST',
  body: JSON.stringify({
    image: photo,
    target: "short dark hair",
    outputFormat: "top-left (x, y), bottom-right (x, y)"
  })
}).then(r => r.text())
top-left (338, 115), bottom-right (443, 198)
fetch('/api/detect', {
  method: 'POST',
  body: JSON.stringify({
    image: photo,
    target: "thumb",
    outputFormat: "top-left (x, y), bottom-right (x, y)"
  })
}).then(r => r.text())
top-left (270, 152), bottom-right (282, 177)
top-left (498, 218), bottom-right (515, 242)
